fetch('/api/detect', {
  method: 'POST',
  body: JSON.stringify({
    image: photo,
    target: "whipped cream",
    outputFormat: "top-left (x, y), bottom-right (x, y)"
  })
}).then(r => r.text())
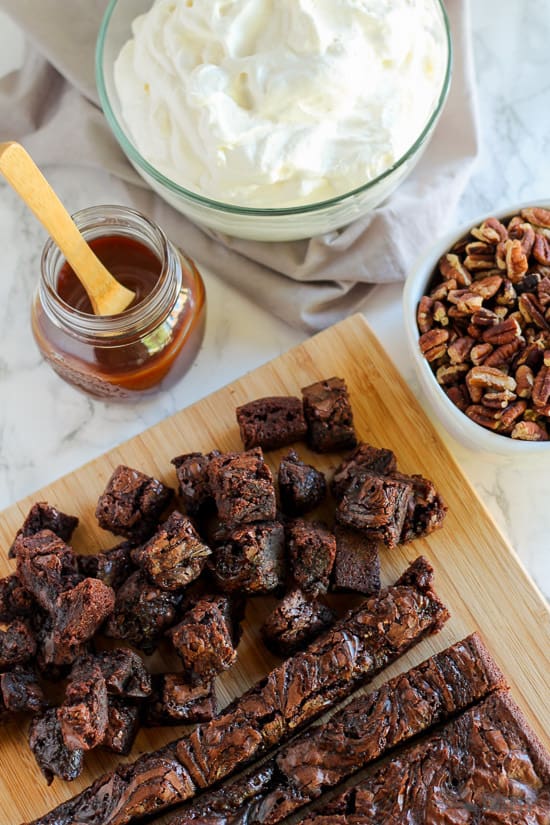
top-left (114, 0), bottom-right (448, 208)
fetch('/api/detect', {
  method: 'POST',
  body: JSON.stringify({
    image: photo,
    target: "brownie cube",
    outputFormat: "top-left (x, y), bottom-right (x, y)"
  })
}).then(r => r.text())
top-left (278, 450), bottom-right (327, 516)
top-left (95, 465), bottom-right (173, 541)
top-left (42, 578), bottom-right (115, 667)
top-left (171, 451), bottom-right (220, 516)
top-left (0, 574), bottom-right (34, 622)
top-left (0, 620), bottom-right (36, 671)
top-left (262, 589), bottom-right (335, 657)
top-left (333, 526), bottom-right (381, 596)
top-left (102, 697), bottom-right (140, 755)
top-left (391, 472), bottom-right (447, 543)
top-left (95, 649), bottom-right (152, 699)
top-left (105, 571), bottom-right (183, 654)
top-left (77, 542), bottom-right (135, 591)
top-left (29, 708), bottom-right (84, 784)
top-left (336, 472), bottom-right (413, 548)
top-left (1, 666), bottom-right (48, 714)
top-left (144, 674), bottom-right (216, 726)
top-left (208, 449), bottom-right (277, 526)
top-left (287, 519), bottom-right (336, 596)
top-left (236, 396), bottom-right (307, 452)
top-left (58, 658), bottom-right (108, 751)
top-left (9, 501), bottom-right (78, 558)
top-left (15, 530), bottom-right (79, 613)
top-left (131, 511), bottom-right (211, 591)
top-left (168, 596), bottom-right (237, 684)
top-left (301, 377), bottom-right (357, 453)
top-left (209, 521), bottom-right (286, 595)
top-left (331, 442), bottom-right (398, 500)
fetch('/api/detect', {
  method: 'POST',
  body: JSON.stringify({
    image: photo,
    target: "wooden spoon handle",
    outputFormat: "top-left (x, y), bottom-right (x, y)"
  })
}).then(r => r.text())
top-left (0, 141), bottom-right (135, 315)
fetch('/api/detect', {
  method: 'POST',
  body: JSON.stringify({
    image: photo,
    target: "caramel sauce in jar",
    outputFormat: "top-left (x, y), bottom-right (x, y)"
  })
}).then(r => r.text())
top-left (32, 206), bottom-right (206, 400)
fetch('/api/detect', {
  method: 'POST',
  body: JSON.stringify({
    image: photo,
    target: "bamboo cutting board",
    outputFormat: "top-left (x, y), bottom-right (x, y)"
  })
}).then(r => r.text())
top-left (0, 314), bottom-right (548, 824)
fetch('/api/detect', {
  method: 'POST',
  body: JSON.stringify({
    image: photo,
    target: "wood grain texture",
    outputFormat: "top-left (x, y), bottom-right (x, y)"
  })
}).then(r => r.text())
top-left (0, 314), bottom-right (548, 824)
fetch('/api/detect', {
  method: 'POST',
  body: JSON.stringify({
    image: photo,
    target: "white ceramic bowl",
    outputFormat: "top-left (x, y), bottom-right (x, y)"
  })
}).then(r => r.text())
top-left (95, 0), bottom-right (452, 243)
top-left (403, 201), bottom-right (550, 456)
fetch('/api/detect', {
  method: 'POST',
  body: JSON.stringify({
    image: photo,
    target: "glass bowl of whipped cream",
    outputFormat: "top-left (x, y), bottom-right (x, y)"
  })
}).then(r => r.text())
top-left (96, 0), bottom-right (452, 242)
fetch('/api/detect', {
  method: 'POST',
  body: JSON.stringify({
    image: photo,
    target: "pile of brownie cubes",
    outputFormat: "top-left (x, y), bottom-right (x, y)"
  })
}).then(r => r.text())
top-left (0, 376), bottom-right (446, 784)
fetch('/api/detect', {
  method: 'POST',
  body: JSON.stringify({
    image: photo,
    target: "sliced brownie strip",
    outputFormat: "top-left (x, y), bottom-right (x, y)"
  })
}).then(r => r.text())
top-left (306, 689), bottom-right (549, 823)
top-left (208, 448), bottom-right (276, 526)
top-left (236, 396), bottom-right (307, 451)
top-left (209, 521), bottom-right (286, 595)
top-left (143, 674), bottom-right (216, 727)
top-left (173, 633), bottom-right (505, 825)
top-left (333, 526), bottom-right (380, 596)
top-left (171, 451), bottom-right (220, 516)
top-left (9, 502), bottom-right (78, 558)
top-left (331, 442), bottom-right (397, 500)
top-left (167, 596), bottom-right (237, 684)
top-left (95, 464), bottom-right (173, 541)
top-left (301, 376), bottom-right (357, 453)
top-left (287, 519), bottom-right (336, 596)
top-left (131, 511), bottom-right (211, 591)
top-left (29, 557), bottom-right (448, 825)
top-left (29, 708), bottom-right (84, 784)
top-left (278, 450), bottom-right (326, 515)
top-left (336, 471), bottom-right (412, 548)
top-left (262, 589), bottom-right (335, 657)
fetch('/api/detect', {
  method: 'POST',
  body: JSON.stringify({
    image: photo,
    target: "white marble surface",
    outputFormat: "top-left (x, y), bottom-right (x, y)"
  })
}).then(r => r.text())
top-left (0, 4), bottom-right (549, 600)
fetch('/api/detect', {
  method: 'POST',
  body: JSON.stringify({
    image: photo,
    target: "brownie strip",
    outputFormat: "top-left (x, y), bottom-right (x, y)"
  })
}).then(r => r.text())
top-left (169, 633), bottom-right (505, 824)
top-left (303, 689), bottom-right (550, 823)
top-left (27, 556), bottom-right (448, 825)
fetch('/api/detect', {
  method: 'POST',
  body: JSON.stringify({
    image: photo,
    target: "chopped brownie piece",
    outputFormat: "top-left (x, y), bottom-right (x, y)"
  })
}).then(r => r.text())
top-left (58, 658), bottom-right (108, 751)
top-left (131, 511), bottom-right (211, 591)
top-left (336, 472), bottom-right (413, 548)
top-left (94, 648), bottom-right (152, 699)
top-left (95, 464), bottom-right (173, 541)
top-left (391, 471), bottom-right (448, 542)
top-left (0, 620), bottom-right (36, 670)
top-left (167, 596), bottom-right (237, 684)
top-left (301, 376), bottom-right (357, 453)
top-left (77, 541), bottom-right (135, 590)
top-left (308, 690), bottom-right (550, 823)
top-left (144, 674), bottom-right (216, 727)
top-left (236, 396), bottom-right (307, 452)
top-left (42, 578), bottom-right (115, 667)
top-left (9, 501), bottom-right (78, 558)
top-left (29, 708), bottom-right (84, 784)
top-left (331, 442), bottom-right (398, 500)
top-left (15, 529), bottom-right (79, 612)
top-left (208, 448), bottom-right (277, 526)
top-left (1, 666), bottom-right (48, 714)
top-left (262, 589), bottom-right (335, 657)
top-left (171, 451), bottom-right (221, 516)
top-left (333, 526), bottom-right (381, 596)
top-left (287, 519), bottom-right (336, 596)
top-left (0, 574), bottom-right (34, 621)
top-left (102, 697), bottom-right (141, 755)
top-left (209, 521), bottom-right (286, 595)
top-left (105, 571), bottom-right (183, 654)
top-left (278, 450), bottom-right (327, 515)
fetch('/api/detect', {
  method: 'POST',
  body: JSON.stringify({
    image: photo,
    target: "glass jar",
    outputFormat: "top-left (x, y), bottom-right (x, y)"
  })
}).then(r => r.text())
top-left (32, 205), bottom-right (206, 400)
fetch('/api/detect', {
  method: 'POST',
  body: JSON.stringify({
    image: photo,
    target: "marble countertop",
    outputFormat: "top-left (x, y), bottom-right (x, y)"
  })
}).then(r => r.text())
top-left (0, 3), bottom-right (548, 600)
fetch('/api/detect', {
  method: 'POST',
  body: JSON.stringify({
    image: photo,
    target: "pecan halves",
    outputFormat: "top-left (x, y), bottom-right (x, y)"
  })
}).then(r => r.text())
top-left (448, 336), bottom-right (475, 365)
top-left (482, 317), bottom-right (522, 346)
top-left (505, 239), bottom-right (529, 283)
top-left (417, 296), bottom-right (434, 334)
top-left (439, 254), bottom-right (471, 287)
top-left (466, 365), bottom-right (517, 393)
top-left (419, 329), bottom-right (449, 362)
top-left (511, 420), bottom-right (549, 441)
top-left (471, 217), bottom-right (508, 245)
top-left (521, 206), bottom-right (550, 228)
top-left (533, 233), bottom-right (550, 266)
top-left (515, 365), bottom-right (534, 398)
top-left (532, 364), bottom-right (550, 408)
top-left (518, 293), bottom-right (549, 330)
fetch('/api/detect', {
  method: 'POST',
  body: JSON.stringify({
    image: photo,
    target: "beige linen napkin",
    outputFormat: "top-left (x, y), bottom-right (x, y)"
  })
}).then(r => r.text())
top-left (0, 0), bottom-right (478, 331)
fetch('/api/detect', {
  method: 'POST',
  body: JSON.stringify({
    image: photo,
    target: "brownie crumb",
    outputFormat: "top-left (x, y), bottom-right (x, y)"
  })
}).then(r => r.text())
top-left (77, 542), bottom-right (135, 591)
top-left (94, 648), bottom-right (152, 699)
top-left (392, 472), bottom-right (447, 543)
top-left (57, 658), bottom-right (108, 751)
top-left (14, 529), bottom-right (79, 613)
top-left (0, 620), bottom-right (36, 671)
top-left (1, 666), bottom-right (48, 714)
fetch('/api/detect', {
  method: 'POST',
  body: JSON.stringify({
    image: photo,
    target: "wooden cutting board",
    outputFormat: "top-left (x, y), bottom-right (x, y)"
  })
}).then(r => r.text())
top-left (0, 314), bottom-right (548, 824)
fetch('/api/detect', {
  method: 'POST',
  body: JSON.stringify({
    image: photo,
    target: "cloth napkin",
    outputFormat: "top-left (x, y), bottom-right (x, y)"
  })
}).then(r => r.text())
top-left (0, 0), bottom-right (478, 331)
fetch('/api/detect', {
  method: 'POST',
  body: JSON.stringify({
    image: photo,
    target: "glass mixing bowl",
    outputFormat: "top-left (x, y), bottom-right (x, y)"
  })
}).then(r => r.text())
top-left (96, 0), bottom-right (452, 243)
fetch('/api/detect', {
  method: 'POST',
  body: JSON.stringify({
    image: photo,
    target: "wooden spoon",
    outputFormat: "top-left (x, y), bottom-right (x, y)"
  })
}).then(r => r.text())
top-left (0, 141), bottom-right (135, 315)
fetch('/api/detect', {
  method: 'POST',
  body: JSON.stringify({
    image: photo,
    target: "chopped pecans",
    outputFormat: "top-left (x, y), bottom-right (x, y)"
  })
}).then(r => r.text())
top-left (416, 208), bottom-right (550, 441)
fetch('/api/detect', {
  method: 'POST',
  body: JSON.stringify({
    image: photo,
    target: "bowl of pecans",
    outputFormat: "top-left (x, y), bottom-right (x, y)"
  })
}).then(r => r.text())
top-left (403, 203), bottom-right (550, 454)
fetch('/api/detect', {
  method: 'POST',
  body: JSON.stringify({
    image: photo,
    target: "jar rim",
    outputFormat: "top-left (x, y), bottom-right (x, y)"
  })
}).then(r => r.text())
top-left (39, 204), bottom-right (180, 340)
